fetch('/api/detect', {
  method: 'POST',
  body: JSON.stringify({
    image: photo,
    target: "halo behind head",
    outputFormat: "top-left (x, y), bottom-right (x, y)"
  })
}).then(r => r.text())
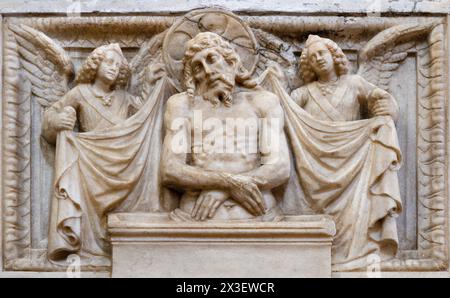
top-left (162, 8), bottom-right (258, 90)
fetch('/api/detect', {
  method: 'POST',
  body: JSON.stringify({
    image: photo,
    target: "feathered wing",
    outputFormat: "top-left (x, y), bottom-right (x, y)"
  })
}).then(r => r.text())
top-left (357, 23), bottom-right (435, 92)
top-left (252, 28), bottom-right (301, 92)
top-left (128, 30), bottom-right (177, 99)
top-left (8, 24), bottom-right (73, 107)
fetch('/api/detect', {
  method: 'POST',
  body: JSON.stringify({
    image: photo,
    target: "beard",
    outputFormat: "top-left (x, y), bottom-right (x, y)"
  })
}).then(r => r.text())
top-left (201, 73), bottom-right (235, 107)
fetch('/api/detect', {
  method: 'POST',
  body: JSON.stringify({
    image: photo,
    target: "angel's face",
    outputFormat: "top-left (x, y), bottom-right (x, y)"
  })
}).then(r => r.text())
top-left (96, 50), bottom-right (122, 86)
top-left (307, 42), bottom-right (335, 78)
top-left (190, 48), bottom-right (236, 105)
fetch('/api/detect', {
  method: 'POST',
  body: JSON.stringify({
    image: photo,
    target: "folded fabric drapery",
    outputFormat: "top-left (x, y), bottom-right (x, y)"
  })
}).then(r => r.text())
top-left (261, 69), bottom-right (403, 271)
top-left (48, 77), bottom-right (177, 266)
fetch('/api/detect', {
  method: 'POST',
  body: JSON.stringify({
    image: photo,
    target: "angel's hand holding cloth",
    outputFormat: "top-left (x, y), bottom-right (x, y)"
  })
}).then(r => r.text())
top-left (42, 97), bottom-right (78, 144)
top-left (53, 106), bottom-right (77, 131)
top-left (368, 88), bottom-right (399, 121)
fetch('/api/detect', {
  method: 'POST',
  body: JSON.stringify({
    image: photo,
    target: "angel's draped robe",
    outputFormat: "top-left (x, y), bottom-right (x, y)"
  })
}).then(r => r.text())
top-left (43, 79), bottom-right (176, 266)
top-left (265, 72), bottom-right (402, 271)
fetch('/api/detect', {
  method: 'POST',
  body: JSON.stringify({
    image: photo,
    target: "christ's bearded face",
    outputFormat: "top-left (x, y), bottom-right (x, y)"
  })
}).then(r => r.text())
top-left (190, 47), bottom-right (237, 106)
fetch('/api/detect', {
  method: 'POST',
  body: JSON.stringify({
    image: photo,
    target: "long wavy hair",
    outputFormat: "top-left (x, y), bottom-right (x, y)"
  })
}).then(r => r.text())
top-left (183, 32), bottom-right (256, 99)
top-left (75, 44), bottom-right (131, 89)
top-left (299, 36), bottom-right (350, 84)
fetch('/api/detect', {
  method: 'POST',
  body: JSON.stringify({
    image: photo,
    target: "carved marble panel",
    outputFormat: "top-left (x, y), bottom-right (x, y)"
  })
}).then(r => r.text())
top-left (1, 9), bottom-right (448, 274)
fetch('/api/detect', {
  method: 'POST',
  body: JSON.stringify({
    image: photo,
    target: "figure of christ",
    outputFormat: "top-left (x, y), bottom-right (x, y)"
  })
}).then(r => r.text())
top-left (161, 32), bottom-right (290, 221)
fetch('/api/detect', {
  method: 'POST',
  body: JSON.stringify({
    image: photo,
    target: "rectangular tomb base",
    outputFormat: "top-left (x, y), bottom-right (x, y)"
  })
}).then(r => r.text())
top-left (108, 213), bottom-right (336, 278)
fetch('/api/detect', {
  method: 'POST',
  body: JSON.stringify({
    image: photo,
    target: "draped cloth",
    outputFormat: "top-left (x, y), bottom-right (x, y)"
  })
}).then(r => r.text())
top-left (48, 78), bottom-right (177, 266)
top-left (261, 70), bottom-right (403, 271)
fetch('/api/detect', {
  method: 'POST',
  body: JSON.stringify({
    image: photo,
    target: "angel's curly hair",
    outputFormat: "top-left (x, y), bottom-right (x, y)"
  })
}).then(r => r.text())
top-left (299, 35), bottom-right (350, 84)
top-left (75, 43), bottom-right (131, 89)
top-left (183, 32), bottom-right (256, 99)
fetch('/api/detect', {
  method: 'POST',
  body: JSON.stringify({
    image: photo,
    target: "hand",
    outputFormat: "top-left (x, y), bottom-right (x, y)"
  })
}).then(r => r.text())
top-left (145, 63), bottom-right (165, 85)
top-left (222, 174), bottom-right (266, 216)
top-left (372, 99), bottom-right (394, 116)
top-left (369, 89), bottom-right (396, 117)
top-left (192, 190), bottom-right (228, 221)
top-left (53, 106), bottom-right (76, 131)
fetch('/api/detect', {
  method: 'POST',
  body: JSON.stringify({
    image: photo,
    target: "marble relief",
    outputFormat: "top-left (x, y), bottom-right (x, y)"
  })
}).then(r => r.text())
top-left (1, 8), bottom-right (448, 274)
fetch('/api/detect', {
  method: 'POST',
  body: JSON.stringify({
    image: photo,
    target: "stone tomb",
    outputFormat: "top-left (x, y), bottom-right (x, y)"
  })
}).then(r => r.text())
top-left (108, 213), bottom-right (335, 278)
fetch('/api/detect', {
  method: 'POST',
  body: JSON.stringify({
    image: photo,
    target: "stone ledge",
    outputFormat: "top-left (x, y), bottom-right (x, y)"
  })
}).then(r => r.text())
top-left (333, 271), bottom-right (450, 278)
top-left (0, 0), bottom-right (449, 15)
top-left (0, 271), bottom-right (110, 278)
top-left (108, 213), bottom-right (336, 241)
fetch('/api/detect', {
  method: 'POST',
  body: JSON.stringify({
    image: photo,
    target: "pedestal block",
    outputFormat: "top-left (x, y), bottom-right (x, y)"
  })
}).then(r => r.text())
top-left (108, 213), bottom-right (336, 278)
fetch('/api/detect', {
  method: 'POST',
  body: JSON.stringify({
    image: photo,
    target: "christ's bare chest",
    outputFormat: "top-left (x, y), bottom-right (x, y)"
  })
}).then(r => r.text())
top-left (188, 96), bottom-right (260, 172)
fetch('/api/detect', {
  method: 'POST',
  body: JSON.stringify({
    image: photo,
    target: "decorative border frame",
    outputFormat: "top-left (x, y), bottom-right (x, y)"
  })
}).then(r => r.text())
top-left (1, 14), bottom-right (448, 271)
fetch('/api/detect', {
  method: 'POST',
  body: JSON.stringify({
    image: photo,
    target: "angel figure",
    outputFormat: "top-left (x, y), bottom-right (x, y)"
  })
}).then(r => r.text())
top-left (10, 23), bottom-right (175, 267)
top-left (291, 35), bottom-right (399, 122)
top-left (41, 43), bottom-right (151, 142)
top-left (260, 33), bottom-right (405, 271)
top-left (38, 42), bottom-right (174, 267)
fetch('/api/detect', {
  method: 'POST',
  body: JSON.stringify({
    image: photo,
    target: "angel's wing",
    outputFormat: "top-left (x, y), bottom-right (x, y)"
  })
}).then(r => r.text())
top-left (9, 24), bottom-right (74, 107)
top-left (128, 31), bottom-right (169, 100)
top-left (252, 28), bottom-right (301, 92)
top-left (357, 23), bottom-right (434, 92)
